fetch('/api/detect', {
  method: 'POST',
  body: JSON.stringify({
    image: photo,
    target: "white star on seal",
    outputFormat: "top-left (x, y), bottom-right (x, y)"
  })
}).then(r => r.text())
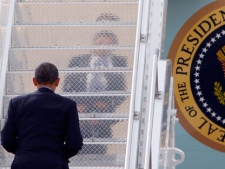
top-left (216, 33), bottom-right (221, 39)
top-left (197, 91), bottom-right (202, 96)
top-left (195, 66), bottom-right (200, 71)
top-left (207, 107), bottom-right (212, 112)
top-left (194, 72), bottom-right (199, 77)
top-left (199, 97), bottom-right (204, 102)
top-left (211, 112), bottom-right (216, 117)
top-left (194, 79), bottom-right (200, 84)
top-left (199, 53), bottom-right (204, 58)
top-left (203, 102), bottom-right (208, 107)
top-left (202, 48), bottom-right (207, 53)
top-left (217, 116), bottom-right (222, 121)
top-left (195, 85), bottom-right (200, 90)
top-left (222, 30), bottom-right (225, 35)
top-left (197, 59), bottom-right (202, 64)
top-left (206, 42), bottom-right (211, 48)
top-left (211, 37), bottom-right (216, 43)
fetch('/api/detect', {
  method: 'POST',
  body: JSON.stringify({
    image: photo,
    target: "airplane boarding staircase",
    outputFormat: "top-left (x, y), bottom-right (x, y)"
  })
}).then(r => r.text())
top-left (0, 0), bottom-right (185, 168)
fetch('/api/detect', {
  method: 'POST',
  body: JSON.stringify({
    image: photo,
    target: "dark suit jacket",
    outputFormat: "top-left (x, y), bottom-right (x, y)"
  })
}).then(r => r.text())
top-left (1, 87), bottom-right (83, 169)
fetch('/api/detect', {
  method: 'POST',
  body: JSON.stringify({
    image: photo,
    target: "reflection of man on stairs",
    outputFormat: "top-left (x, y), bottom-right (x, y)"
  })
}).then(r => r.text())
top-left (64, 30), bottom-right (127, 92)
top-left (63, 30), bottom-right (127, 155)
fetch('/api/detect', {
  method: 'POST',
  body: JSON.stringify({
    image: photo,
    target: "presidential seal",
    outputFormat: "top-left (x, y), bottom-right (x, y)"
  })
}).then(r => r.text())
top-left (168, 0), bottom-right (225, 151)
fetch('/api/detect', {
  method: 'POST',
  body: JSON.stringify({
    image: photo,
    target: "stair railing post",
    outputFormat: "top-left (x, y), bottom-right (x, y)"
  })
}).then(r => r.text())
top-left (0, 0), bottom-right (15, 120)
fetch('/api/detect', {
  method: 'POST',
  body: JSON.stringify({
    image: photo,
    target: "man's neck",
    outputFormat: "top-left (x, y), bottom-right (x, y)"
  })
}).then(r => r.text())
top-left (37, 84), bottom-right (56, 91)
top-left (39, 86), bottom-right (53, 91)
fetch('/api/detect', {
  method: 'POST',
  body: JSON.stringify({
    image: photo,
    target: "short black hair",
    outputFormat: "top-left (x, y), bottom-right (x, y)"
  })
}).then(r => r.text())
top-left (35, 62), bottom-right (59, 84)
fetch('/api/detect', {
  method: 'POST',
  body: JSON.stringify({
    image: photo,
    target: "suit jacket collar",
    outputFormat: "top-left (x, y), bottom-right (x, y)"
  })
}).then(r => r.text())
top-left (37, 87), bottom-right (54, 93)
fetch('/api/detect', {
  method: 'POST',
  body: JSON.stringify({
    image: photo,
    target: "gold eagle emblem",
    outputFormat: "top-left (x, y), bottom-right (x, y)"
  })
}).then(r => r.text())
top-left (214, 46), bottom-right (225, 105)
top-left (217, 46), bottom-right (225, 78)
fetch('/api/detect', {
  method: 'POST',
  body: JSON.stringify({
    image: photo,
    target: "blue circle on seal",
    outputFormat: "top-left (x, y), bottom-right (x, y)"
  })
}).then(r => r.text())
top-left (190, 25), bottom-right (225, 127)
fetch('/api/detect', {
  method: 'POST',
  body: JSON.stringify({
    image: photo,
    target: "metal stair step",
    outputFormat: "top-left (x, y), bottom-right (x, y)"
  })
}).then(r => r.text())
top-left (11, 25), bottom-right (136, 47)
top-left (1, 118), bottom-right (129, 142)
top-left (1, 144), bottom-right (126, 167)
top-left (3, 95), bottom-right (131, 118)
top-left (63, 144), bottom-right (126, 167)
top-left (9, 48), bottom-right (134, 70)
top-left (15, 2), bottom-right (138, 25)
top-left (6, 71), bottom-right (132, 94)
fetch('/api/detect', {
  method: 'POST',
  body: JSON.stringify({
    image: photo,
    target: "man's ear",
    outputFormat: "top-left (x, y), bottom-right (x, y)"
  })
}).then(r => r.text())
top-left (55, 78), bottom-right (60, 87)
top-left (33, 77), bottom-right (38, 86)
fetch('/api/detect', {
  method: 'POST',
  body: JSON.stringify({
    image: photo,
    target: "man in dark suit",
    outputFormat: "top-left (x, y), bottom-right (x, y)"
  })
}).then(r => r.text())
top-left (1, 62), bottom-right (83, 169)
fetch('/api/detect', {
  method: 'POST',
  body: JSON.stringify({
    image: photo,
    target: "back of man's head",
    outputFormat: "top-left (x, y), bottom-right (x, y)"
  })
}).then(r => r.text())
top-left (35, 62), bottom-right (59, 85)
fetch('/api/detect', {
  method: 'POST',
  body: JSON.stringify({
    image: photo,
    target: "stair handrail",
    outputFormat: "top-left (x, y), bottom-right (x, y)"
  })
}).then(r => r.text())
top-left (144, 48), bottom-right (159, 169)
top-left (124, 0), bottom-right (146, 166)
top-left (0, 0), bottom-right (15, 119)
